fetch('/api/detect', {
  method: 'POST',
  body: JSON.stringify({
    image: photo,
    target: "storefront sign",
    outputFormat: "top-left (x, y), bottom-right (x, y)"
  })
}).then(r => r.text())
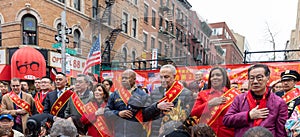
top-left (49, 51), bottom-right (86, 71)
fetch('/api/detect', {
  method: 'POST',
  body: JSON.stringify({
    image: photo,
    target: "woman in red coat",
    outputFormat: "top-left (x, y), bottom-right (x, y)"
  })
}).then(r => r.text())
top-left (80, 83), bottom-right (112, 137)
top-left (190, 67), bottom-right (238, 137)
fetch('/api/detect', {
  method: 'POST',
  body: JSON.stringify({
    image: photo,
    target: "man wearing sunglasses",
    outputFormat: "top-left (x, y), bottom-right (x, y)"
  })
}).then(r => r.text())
top-left (1, 78), bottom-right (35, 134)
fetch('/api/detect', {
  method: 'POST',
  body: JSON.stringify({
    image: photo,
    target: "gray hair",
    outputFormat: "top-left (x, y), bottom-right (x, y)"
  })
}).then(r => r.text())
top-left (77, 74), bottom-right (92, 84)
top-left (50, 119), bottom-right (78, 137)
top-left (243, 126), bottom-right (273, 137)
top-left (160, 64), bottom-right (177, 75)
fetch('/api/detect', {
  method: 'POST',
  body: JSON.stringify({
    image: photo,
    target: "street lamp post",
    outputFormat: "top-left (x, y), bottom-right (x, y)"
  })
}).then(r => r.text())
top-left (61, 3), bottom-right (67, 74)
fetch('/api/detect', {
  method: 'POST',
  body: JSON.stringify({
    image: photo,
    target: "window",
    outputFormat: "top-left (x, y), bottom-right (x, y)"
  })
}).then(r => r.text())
top-left (152, 10), bottom-right (156, 27)
top-left (122, 12), bottom-right (128, 33)
top-left (57, 23), bottom-right (62, 31)
top-left (122, 47), bottom-right (127, 62)
top-left (158, 41), bottom-right (162, 54)
top-left (74, 0), bottom-right (81, 11)
top-left (58, 0), bottom-right (65, 3)
top-left (73, 29), bottom-right (81, 48)
top-left (92, 0), bottom-right (98, 19)
top-left (132, 51), bottom-right (136, 62)
top-left (151, 37), bottom-right (155, 49)
top-left (172, 3), bottom-right (175, 16)
top-left (144, 4), bottom-right (148, 23)
top-left (132, 18), bottom-right (137, 38)
top-left (159, 16), bottom-right (163, 27)
top-left (143, 32), bottom-right (148, 50)
top-left (22, 15), bottom-right (37, 45)
top-left (134, 0), bottom-right (138, 5)
top-left (176, 8), bottom-right (180, 19)
top-left (175, 47), bottom-right (178, 57)
top-left (164, 44), bottom-right (168, 56)
top-left (160, 0), bottom-right (163, 6)
top-left (170, 44), bottom-right (173, 57)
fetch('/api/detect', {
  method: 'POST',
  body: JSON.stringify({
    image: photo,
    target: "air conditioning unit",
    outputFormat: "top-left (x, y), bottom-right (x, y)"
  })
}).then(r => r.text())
top-left (75, 48), bottom-right (82, 55)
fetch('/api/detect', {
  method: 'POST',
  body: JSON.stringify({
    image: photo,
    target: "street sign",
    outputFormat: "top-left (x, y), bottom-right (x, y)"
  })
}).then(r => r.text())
top-left (66, 28), bottom-right (72, 34)
top-left (52, 43), bottom-right (61, 49)
top-left (54, 35), bottom-right (69, 43)
top-left (55, 35), bottom-right (62, 42)
top-left (58, 28), bottom-right (72, 35)
top-left (52, 43), bottom-right (77, 55)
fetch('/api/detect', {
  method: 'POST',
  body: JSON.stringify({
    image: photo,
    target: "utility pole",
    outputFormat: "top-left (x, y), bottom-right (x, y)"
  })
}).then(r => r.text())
top-left (61, 3), bottom-right (67, 74)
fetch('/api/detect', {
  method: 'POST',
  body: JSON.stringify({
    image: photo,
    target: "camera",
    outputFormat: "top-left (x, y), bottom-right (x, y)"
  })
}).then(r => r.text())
top-left (26, 113), bottom-right (54, 137)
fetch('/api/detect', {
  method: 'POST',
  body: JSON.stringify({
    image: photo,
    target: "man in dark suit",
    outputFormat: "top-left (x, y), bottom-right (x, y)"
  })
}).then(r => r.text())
top-left (43, 72), bottom-right (73, 118)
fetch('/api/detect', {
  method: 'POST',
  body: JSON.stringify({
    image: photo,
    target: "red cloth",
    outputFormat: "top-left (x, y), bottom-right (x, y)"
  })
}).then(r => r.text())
top-left (246, 88), bottom-right (269, 126)
top-left (80, 101), bottom-right (110, 137)
top-left (191, 88), bottom-right (234, 137)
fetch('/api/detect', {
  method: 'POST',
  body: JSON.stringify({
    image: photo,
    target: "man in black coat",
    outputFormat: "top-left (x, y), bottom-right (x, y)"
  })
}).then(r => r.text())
top-left (43, 72), bottom-right (72, 118)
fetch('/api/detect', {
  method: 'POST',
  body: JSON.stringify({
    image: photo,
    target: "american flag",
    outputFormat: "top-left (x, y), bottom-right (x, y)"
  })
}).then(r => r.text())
top-left (82, 34), bottom-right (101, 74)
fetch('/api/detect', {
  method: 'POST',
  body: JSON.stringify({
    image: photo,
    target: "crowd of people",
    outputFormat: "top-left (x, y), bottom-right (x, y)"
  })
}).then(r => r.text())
top-left (0, 63), bottom-right (299, 137)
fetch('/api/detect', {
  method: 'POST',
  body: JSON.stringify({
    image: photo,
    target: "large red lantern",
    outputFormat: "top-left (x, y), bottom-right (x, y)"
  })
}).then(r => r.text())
top-left (11, 46), bottom-right (46, 80)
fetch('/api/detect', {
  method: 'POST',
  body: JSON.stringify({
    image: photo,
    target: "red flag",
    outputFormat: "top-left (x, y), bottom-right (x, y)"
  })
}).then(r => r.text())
top-left (82, 34), bottom-right (101, 74)
top-left (50, 68), bottom-right (57, 81)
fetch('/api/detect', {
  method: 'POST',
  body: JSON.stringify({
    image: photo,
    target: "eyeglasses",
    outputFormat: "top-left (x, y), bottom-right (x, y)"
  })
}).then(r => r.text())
top-left (11, 85), bottom-right (20, 87)
top-left (249, 75), bottom-right (265, 82)
top-left (16, 61), bottom-right (39, 74)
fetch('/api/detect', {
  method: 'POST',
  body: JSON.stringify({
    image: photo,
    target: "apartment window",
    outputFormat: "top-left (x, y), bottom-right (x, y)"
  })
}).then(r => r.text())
top-left (144, 4), bottom-right (148, 23)
top-left (122, 47), bottom-right (127, 62)
top-left (170, 44), bottom-right (173, 57)
top-left (132, 51), bottom-right (136, 62)
top-left (73, 29), bottom-right (81, 48)
top-left (172, 3), bottom-right (175, 16)
top-left (158, 41), bottom-right (162, 54)
top-left (166, 0), bottom-right (170, 6)
top-left (134, 0), bottom-right (138, 5)
top-left (22, 15), bottom-right (37, 45)
top-left (175, 48), bottom-right (179, 57)
top-left (164, 44), bottom-right (168, 56)
top-left (151, 37), bottom-right (155, 49)
top-left (160, 0), bottom-right (163, 6)
top-left (58, 0), bottom-right (65, 3)
top-left (143, 33), bottom-right (148, 50)
top-left (122, 12), bottom-right (128, 33)
top-left (132, 18), bottom-right (137, 38)
top-left (152, 10), bottom-right (156, 27)
top-left (176, 9), bottom-right (180, 19)
top-left (92, 0), bottom-right (98, 19)
top-left (74, 0), bottom-right (81, 11)
top-left (159, 16), bottom-right (163, 27)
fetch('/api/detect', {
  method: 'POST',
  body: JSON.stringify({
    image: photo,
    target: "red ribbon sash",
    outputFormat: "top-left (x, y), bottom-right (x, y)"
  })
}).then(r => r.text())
top-left (118, 87), bottom-right (149, 133)
top-left (50, 90), bottom-right (73, 116)
top-left (247, 88), bottom-right (269, 126)
top-left (207, 88), bottom-right (240, 126)
top-left (84, 102), bottom-right (112, 137)
top-left (158, 81), bottom-right (184, 103)
top-left (71, 93), bottom-right (85, 116)
top-left (9, 91), bottom-right (31, 115)
top-left (282, 88), bottom-right (300, 104)
top-left (34, 93), bottom-right (46, 114)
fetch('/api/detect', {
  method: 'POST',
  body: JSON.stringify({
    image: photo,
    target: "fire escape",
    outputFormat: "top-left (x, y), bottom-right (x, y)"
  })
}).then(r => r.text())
top-left (101, 0), bottom-right (122, 68)
top-left (158, 3), bottom-right (175, 59)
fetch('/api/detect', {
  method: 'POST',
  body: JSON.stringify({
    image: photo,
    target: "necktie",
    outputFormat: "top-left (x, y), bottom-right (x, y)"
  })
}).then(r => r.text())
top-left (58, 90), bottom-right (62, 97)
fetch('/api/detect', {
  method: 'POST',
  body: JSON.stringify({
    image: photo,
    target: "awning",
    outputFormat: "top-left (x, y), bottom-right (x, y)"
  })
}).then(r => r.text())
top-left (0, 65), bottom-right (11, 81)
top-left (11, 46), bottom-right (46, 80)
